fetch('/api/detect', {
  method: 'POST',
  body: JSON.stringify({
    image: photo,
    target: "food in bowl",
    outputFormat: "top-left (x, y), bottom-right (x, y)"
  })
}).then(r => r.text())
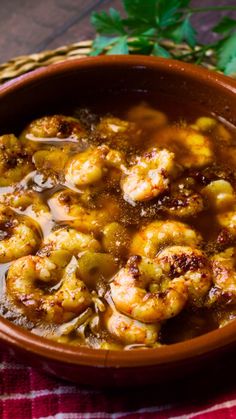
top-left (1, 93), bottom-right (236, 351)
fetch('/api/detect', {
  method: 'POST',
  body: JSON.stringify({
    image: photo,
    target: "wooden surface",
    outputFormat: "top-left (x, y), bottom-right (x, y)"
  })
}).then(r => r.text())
top-left (0, 0), bottom-right (235, 64)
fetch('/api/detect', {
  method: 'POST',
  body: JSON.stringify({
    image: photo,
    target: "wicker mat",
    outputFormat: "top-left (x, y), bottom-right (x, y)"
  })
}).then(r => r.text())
top-left (0, 39), bottom-right (222, 85)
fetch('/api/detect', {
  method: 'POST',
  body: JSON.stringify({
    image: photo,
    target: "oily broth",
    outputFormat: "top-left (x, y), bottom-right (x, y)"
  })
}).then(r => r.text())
top-left (1, 91), bottom-right (236, 349)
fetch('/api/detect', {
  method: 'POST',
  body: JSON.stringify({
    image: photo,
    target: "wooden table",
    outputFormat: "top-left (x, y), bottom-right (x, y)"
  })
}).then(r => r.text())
top-left (0, 0), bottom-right (235, 64)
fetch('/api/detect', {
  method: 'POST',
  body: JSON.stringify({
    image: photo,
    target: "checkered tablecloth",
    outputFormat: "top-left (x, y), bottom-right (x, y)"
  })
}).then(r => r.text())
top-left (1, 347), bottom-right (236, 419)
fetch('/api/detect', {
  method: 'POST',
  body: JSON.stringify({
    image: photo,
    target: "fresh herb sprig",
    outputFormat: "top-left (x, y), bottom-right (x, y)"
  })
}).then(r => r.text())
top-left (90, 0), bottom-right (236, 75)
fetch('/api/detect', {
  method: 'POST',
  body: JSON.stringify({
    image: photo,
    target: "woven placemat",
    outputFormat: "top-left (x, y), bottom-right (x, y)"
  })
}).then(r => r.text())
top-left (0, 39), bottom-right (220, 85)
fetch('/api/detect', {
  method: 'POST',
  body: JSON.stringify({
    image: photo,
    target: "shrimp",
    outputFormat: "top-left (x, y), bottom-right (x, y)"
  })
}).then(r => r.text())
top-left (65, 145), bottom-right (126, 187)
top-left (39, 227), bottom-right (101, 256)
top-left (95, 116), bottom-right (142, 150)
top-left (0, 189), bottom-right (52, 237)
top-left (127, 102), bottom-right (167, 132)
top-left (110, 255), bottom-right (188, 323)
top-left (0, 205), bottom-right (41, 262)
top-left (104, 308), bottom-right (160, 345)
top-left (0, 189), bottom-right (48, 213)
top-left (157, 246), bottom-right (212, 304)
top-left (6, 251), bottom-right (93, 323)
top-left (48, 190), bottom-right (120, 234)
top-left (151, 126), bottom-right (213, 168)
top-left (20, 115), bottom-right (87, 146)
top-left (209, 248), bottom-right (236, 304)
top-left (0, 134), bottom-right (33, 186)
top-left (33, 147), bottom-right (71, 182)
top-left (130, 220), bottom-right (202, 258)
top-left (121, 148), bottom-right (175, 203)
top-left (207, 183), bottom-right (236, 242)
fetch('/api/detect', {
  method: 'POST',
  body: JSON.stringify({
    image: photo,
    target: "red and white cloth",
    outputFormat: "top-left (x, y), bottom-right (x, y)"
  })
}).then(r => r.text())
top-left (0, 347), bottom-right (236, 419)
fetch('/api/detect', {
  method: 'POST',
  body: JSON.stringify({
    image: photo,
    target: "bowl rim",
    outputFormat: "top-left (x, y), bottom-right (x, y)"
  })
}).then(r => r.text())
top-left (0, 54), bottom-right (236, 369)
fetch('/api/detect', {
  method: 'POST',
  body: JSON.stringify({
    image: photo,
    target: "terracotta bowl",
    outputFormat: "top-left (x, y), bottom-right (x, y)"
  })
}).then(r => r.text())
top-left (0, 56), bottom-right (236, 387)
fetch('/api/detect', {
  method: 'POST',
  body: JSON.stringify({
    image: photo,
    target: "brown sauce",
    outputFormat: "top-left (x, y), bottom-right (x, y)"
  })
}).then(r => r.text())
top-left (1, 92), bottom-right (236, 350)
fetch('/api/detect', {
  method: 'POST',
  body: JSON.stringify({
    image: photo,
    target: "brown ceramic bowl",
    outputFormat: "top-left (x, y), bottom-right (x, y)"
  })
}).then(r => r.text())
top-left (0, 56), bottom-right (236, 387)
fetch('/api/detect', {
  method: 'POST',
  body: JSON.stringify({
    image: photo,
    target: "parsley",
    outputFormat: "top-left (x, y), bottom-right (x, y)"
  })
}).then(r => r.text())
top-left (90, 0), bottom-right (236, 75)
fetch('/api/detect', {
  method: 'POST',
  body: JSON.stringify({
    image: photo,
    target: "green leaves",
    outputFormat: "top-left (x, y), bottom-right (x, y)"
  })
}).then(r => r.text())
top-left (212, 17), bottom-right (236, 75)
top-left (107, 36), bottom-right (129, 54)
top-left (225, 56), bottom-right (236, 75)
top-left (167, 16), bottom-right (196, 47)
top-left (90, 0), bottom-right (236, 76)
top-left (213, 17), bottom-right (236, 34)
top-left (123, 0), bottom-right (157, 23)
top-left (90, 36), bottom-right (120, 56)
top-left (91, 8), bottom-right (125, 35)
top-left (216, 32), bottom-right (236, 74)
top-left (152, 43), bottom-right (171, 57)
top-left (179, 17), bottom-right (196, 47)
top-left (157, 0), bottom-right (183, 28)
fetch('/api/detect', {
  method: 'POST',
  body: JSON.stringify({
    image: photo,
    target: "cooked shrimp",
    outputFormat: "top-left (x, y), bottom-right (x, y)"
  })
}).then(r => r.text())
top-left (0, 134), bottom-right (33, 186)
top-left (0, 189), bottom-right (52, 237)
top-left (95, 116), bottom-right (142, 150)
top-left (39, 227), bottom-right (101, 256)
top-left (127, 102), bottom-right (167, 131)
top-left (130, 220), bottom-right (202, 258)
top-left (21, 115), bottom-right (87, 144)
top-left (151, 126), bottom-right (213, 168)
top-left (104, 308), bottom-right (160, 345)
top-left (157, 246), bottom-right (212, 304)
top-left (33, 147), bottom-right (71, 182)
top-left (210, 248), bottom-right (236, 302)
top-left (200, 180), bottom-right (236, 233)
top-left (65, 145), bottom-right (126, 187)
top-left (0, 205), bottom-right (41, 262)
top-left (0, 189), bottom-right (48, 213)
top-left (48, 190), bottom-right (120, 234)
top-left (6, 251), bottom-right (93, 323)
top-left (110, 255), bottom-right (188, 323)
top-left (121, 148), bottom-right (175, 203)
